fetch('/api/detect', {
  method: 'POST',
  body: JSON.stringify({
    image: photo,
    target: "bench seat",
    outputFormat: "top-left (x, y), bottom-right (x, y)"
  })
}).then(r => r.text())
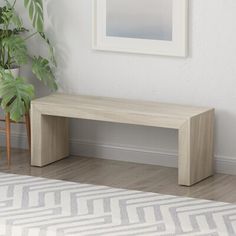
top-left (31, 93), bottom-right (214, 186)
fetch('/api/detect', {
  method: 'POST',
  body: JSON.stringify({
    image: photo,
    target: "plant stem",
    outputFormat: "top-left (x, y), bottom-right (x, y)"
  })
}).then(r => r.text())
top-left (7, 47), bottom-right (11, 67)
top-left (24, 31), bottom-right (38, 41)
top-left (12, 0), bottom-right (17, 8)
top-left (0, 46), bottom-right (3, 67)
top-left (2, 46), bottom-right (6, 68)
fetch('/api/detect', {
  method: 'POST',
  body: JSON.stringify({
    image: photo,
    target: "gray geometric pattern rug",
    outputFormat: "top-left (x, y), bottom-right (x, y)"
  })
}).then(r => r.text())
top-left (0, 173), bottom-right (236, 236)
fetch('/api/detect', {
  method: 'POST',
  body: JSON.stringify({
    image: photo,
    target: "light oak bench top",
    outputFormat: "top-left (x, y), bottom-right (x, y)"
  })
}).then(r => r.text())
top-left (32, 93), bottom-right (213, 129)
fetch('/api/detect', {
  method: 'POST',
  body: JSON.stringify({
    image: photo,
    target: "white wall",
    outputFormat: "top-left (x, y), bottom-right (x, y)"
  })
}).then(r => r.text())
top-left (12, 0), bottom-right (236, 174)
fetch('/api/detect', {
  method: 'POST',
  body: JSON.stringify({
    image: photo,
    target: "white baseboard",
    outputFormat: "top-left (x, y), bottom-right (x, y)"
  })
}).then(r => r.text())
top-left (0, 132), bottom-right (29, 150)
top-left (70, 139), bottom-right (178, 168)
top-left (2, 132), bottom-right (236, 176)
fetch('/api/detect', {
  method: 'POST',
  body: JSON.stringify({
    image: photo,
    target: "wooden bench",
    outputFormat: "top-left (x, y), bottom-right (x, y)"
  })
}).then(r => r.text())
top-left (31, 93), bottom-right (214, 186)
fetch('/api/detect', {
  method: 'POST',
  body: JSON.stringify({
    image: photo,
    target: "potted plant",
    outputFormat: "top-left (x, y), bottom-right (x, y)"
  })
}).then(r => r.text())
top-left (0, 0), bottom-right (57, 121)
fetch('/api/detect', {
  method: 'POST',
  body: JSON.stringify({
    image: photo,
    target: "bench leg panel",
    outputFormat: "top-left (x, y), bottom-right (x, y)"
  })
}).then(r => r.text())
top-left (178, 110), bottom-right (214, 186)
top-left (31, 106), bottom-right (69, 167)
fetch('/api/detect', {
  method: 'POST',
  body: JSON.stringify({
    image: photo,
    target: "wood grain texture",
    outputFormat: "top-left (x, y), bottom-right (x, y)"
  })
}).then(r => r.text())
top-left (32, 93), bottom-right (212, 129)
top-left (179, 110), bottom-right (215, 185)
top-left (31, 104), bottom-right (69, 167)
top-left (25, 113), bottom-right (31, 151)
top-left (31, 93), bottom-right (214, 186)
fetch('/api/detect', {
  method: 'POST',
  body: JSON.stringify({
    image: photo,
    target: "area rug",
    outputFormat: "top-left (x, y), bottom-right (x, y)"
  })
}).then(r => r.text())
top-left (0, 173), bottom-right (236, 236)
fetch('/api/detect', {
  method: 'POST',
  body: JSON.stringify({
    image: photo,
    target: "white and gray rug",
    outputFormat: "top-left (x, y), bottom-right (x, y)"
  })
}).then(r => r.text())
top-left (0, 172), bottom-right (236, 236)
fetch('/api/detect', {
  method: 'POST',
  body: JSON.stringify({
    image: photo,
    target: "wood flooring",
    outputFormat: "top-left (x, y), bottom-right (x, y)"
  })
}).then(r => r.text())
top-left (0, 148), bottom-right (236, 203)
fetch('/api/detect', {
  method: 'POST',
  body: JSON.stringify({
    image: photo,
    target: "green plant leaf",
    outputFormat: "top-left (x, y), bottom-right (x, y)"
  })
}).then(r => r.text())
top-left (13, 27), bottom-right (29, 35)
top-left (0, 2), bottom-right (22, 29)
top-left (32, 56), bottom-right (57, 91)
top-left (39, 32), bottom-right (57, 66)
top-left (1, 6), bottom-right (12, 25)
top-left (0, 7), bottom-right (5, 24)
top-left (0, 66), bottom-right (14, 80)
top-left (11, 10), bottom-right (23, 29)
top-left (2, 35), bottom-right (28, 65)
top-left (24, 0), bottom-right (44, 32)
top-left (0, 73), bottom-right (34, 121)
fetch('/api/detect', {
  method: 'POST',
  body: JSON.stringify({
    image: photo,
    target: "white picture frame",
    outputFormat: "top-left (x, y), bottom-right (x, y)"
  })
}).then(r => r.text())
top-left (92, 0), bottom-right (188, 57)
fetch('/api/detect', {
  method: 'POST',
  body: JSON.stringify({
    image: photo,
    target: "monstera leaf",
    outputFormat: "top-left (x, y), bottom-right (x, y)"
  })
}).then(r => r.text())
top-left (0, 73), bottom-right (34, 121)
top-left (32, 56), bottom-right (57, 91)
top-left (24, 0), bottom-right (43, 32)
top-left (2, 35), bottom-right (28, 65)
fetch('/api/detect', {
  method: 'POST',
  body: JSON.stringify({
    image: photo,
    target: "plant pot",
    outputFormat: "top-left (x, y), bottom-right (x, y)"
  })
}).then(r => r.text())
top-left (4, 67), bottom-right (20, 78)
